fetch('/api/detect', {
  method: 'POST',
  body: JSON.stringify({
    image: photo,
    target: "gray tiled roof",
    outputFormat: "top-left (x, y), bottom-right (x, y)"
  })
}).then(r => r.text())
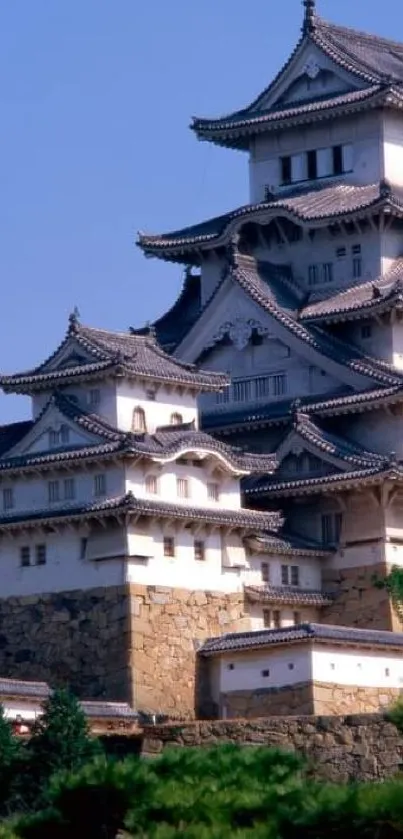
top-left (192, 10), bottom-right (403, 147)
top-left (285, 412), bottom-right (386, 468)
top-left (301, 257), bottom-right (403, 322)
top-left (0, 491), bottom-right (282, 533)
top-left (0, 316), bottom-right (228, 394)
top-left (246, 531), bottom-right (333, 557)
top-left (200, 622), bottom-right (403, 655)
top-left (244, 585), bottom-right (334, 607)
top-left (246, 462), bottom-right (398, 499)
top-left (0, 393), bottom-right (276, 476)
top-left (138, 182), bottom-right (399, 262)
top-left (132, 270), bottom-right (202, 351)
top-left (0, 678), bottom-right (50, 699)
top-left (80, 701), bottom-right (138, 720)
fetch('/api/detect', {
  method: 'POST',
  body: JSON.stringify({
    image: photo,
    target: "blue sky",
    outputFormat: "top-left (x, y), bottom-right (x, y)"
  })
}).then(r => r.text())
top-left (0, 0), bottom-right (400, 422)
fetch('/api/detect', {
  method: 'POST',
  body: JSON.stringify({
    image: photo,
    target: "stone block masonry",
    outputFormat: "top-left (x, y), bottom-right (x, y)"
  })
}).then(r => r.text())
top-left (221, 682), bottom-right (401, 719)
top-left (322, 563), bottom-right (397, 630)
top-left (0, 586), bottom-right (133, 702)
top-left (0, 583), bottom-right (250, 718)
top-left (140, 714), bottom-right (403, 783)
top-left (129, 584), bottom-right (249, 719)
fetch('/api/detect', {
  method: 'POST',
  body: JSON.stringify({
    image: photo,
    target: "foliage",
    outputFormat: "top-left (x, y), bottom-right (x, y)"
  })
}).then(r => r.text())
top-left (23, 688), bottom-right (102, 808)
top-left (9, 743), bottom-right (403, 838)
top-left (385, 695), bottom-right (403, 732)
top-left (0, 707), bottom-right (24, 816)
top-left (373, 565), bottom-right (403, 622)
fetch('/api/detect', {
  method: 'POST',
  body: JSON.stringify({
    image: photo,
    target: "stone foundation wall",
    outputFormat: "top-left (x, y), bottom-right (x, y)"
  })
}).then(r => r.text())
top-left (0, 586), bottom-right (132, 701)
top-left (221, 682), bottom-right (401, 720)
top-left (322, 563), bottom-right (395, 630)
top-left (221, 683), bottom-right (314, 719)
top-left (129, 584), bottom-right (249, 719)
top-left (140, 714), bottom-right (403, 783)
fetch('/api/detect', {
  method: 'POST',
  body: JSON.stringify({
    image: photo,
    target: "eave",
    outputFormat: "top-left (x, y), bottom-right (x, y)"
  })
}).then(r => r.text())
top-left (244, 585), bottom-right (334, 607)
top-left (192, 85), bottom-right (393, 150)
top-left (0, 492), bottom-right (283, 534)
top-left (246, 462), bottom-right (402, 499)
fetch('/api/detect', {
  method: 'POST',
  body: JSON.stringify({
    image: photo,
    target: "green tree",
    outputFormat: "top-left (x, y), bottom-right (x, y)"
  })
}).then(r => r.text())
top-left (0, 705), bottom-right (23, 816)
top-left (25, 688), bottom-right (102, 807)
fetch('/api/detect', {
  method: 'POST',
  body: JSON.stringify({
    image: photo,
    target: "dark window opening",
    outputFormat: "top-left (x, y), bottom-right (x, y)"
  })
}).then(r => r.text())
top-left (281, 156), bottom-right (292, 185)
top-left (307, 150), bottom-right (317, 180)
top-left (333, 145), bottom-right (343, 175)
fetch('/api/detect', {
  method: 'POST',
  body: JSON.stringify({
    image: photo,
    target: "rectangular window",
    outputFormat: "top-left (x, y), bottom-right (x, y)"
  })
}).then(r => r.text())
top-left (273, 610), bottom-right (281, 629)
top-left (281, 565), bottom-right (289, 586)
top-left (2, 488), bottom-right (14, 511)
top-left (280, 155), bottom-right (292, 185)
top-left (261, 562), bottom-right (270, 583)
top-left (207, 482), bottom-right (219, 502)
top-left (361, 324), bottom-right (372, 339)
top-left (272, 374), bottom-right (287, 397)
top-left (255, 377), bottom-right (271, 399)
top-left (80, 537), bottom-right (88, 560)
top-left (233, 380), bottom-right (252, 403)
top-left (216, 388), bottom-right (230, 405)
top-left (307, 149), bottom-right (318, 180)
top-left (145, 475), bottom-right (158, 495)
top-left (321, 513), bottom-right (342, 544)
top-left (64, 478), bottom-right (75, 501)
top-left (94, 474), bottom-right (106, 498)
top-left (60, 425), bottom-right (70, 444)
top-left (333, 145), bottom-right (343, 175)
top-left (322, 263), bottom-right (334, 283)
top-left (335, 512), bottom-right (343, 542)
top-left (336, 246), bottom-right (346, 259)
top-left (20, 546), bottom-right (30, 567)
top-left (89, 389), bottom-right (101, 408)
top-left (293, 611), bottom-right (301, 625)
top-left (48, 480), bottom-right (60, 503)
top-left (35, 544), bottom-right (46, 566)
top-left (263, 609), bottom-right (271, 628)
top-left (308, 265), bottom-right (318, 286)
top-left (291, 566), bottom-right (300, 587)
top-left (177, 478), bottom-right (189, 499)
top-left (163, 536), bottom-right (175, 558)
top-left (49, 430), bottom-right (59, 447)
top-left (194, 540), bottom-right (205, 561)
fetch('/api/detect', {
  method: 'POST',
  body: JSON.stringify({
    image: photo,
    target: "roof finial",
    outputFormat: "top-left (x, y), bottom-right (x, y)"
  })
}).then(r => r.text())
top-left (68, 306), bottom-right (80, 332)
top-left (302, 0), bottom-right (316, 34)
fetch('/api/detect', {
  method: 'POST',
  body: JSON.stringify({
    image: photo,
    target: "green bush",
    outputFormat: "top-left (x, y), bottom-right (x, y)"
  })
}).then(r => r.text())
top-left (385, 695), bottom-right (403, 732)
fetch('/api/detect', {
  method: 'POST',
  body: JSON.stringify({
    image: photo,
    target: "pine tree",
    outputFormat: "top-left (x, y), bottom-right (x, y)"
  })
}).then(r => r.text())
top-left (25, 688), bottom-right (102, 807)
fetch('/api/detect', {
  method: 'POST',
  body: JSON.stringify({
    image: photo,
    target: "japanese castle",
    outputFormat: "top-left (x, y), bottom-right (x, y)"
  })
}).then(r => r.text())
top-left (2, 0), bottom-right (403, 721)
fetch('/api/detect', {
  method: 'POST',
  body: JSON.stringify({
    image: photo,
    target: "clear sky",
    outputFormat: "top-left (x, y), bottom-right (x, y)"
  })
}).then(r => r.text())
top-left (0, 0), bottom-right (400, 422)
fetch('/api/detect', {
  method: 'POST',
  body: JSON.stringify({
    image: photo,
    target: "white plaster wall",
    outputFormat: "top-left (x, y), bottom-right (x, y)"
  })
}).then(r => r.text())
top-left (125, 462), bottom-right (242, 509)
top-left (31, 381), bottom-right (118, 425)
top-left (116, 380), bottom-right (198, 433)
top-left (341, 410), bottom-right (403, 458)
top-left (248, 602), bottom-right (319, 631)
top-left (0, 527), bottom-right (126, 598)
top-left (245, 553), bottom-right (322, 590)
top-left (126, 525), bottom-right (243, 593)
top-left (382, 112), bottom-right (403, 187)
top-left (219, 645), bottom-right (312, 692)
top-left (312, 646), bottom-right (403, 688)
top-left (0, 464), bottom-right (125, 516)
top-left (249, 111), bottom-right (382, 202)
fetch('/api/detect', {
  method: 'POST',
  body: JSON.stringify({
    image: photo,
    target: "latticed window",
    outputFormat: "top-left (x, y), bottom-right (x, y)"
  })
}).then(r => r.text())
top-left (207, 482), bottom-right (219, 502)
top-left (89, 389), bottom-right (101, 408)
top-left (261, 562), bottom-right (270, 583)
top-left (291, 566), bottom-right (300, 587)
top-left (272, 374), bottom-right (286, 396)
top-left (177, 477), bottom-right (189, 499)
top-left (273, 611), bottom-right (281, 629)
top-left (145, 475), bottom-right (158, 495)
top-left (3, 488), bottom-right (14, 511)
top-left (20, 546), bottom-right (30, 567)
top-left (132, 407), bottom-right (147, 433)
top-left (263, 609), bottom-right (271, 628)
top-left (233, 380), bottom-right (252, 403)
top-left (163, 536), bottom-right (175, 557)
top-left (35, 544), bottom-right (47, 566)
top-left (64, 478), bottom-right (75, 501)
top-left (48, 480), bottom-right (60, 503)
top-left (194, 540), bottom-right (205, 561)
top-left (170, 412), bottom-right (183, 425)
top-left (321, 512), bottom-right (342, 544)
top-left (293, 611), bottom-right (301, 625)
top-left (94, 474), bottom-right (106, 498)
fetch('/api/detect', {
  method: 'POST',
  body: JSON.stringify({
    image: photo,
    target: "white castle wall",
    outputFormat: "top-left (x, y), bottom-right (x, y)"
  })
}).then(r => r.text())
top-left (126, 462), bottom-right (242, 509)
top-left (215, 644), bottom-right (403, 700)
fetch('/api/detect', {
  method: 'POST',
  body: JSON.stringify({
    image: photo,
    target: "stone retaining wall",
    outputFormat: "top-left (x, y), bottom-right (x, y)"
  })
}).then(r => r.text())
top-left (0, 585), bottom-right (132, 701)
top-left (322, 563), bottom-right (395, 630)
top-left (221, 683), bottom-right (401, 719)
top-left (141, 714), bottom-right (403, 782)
